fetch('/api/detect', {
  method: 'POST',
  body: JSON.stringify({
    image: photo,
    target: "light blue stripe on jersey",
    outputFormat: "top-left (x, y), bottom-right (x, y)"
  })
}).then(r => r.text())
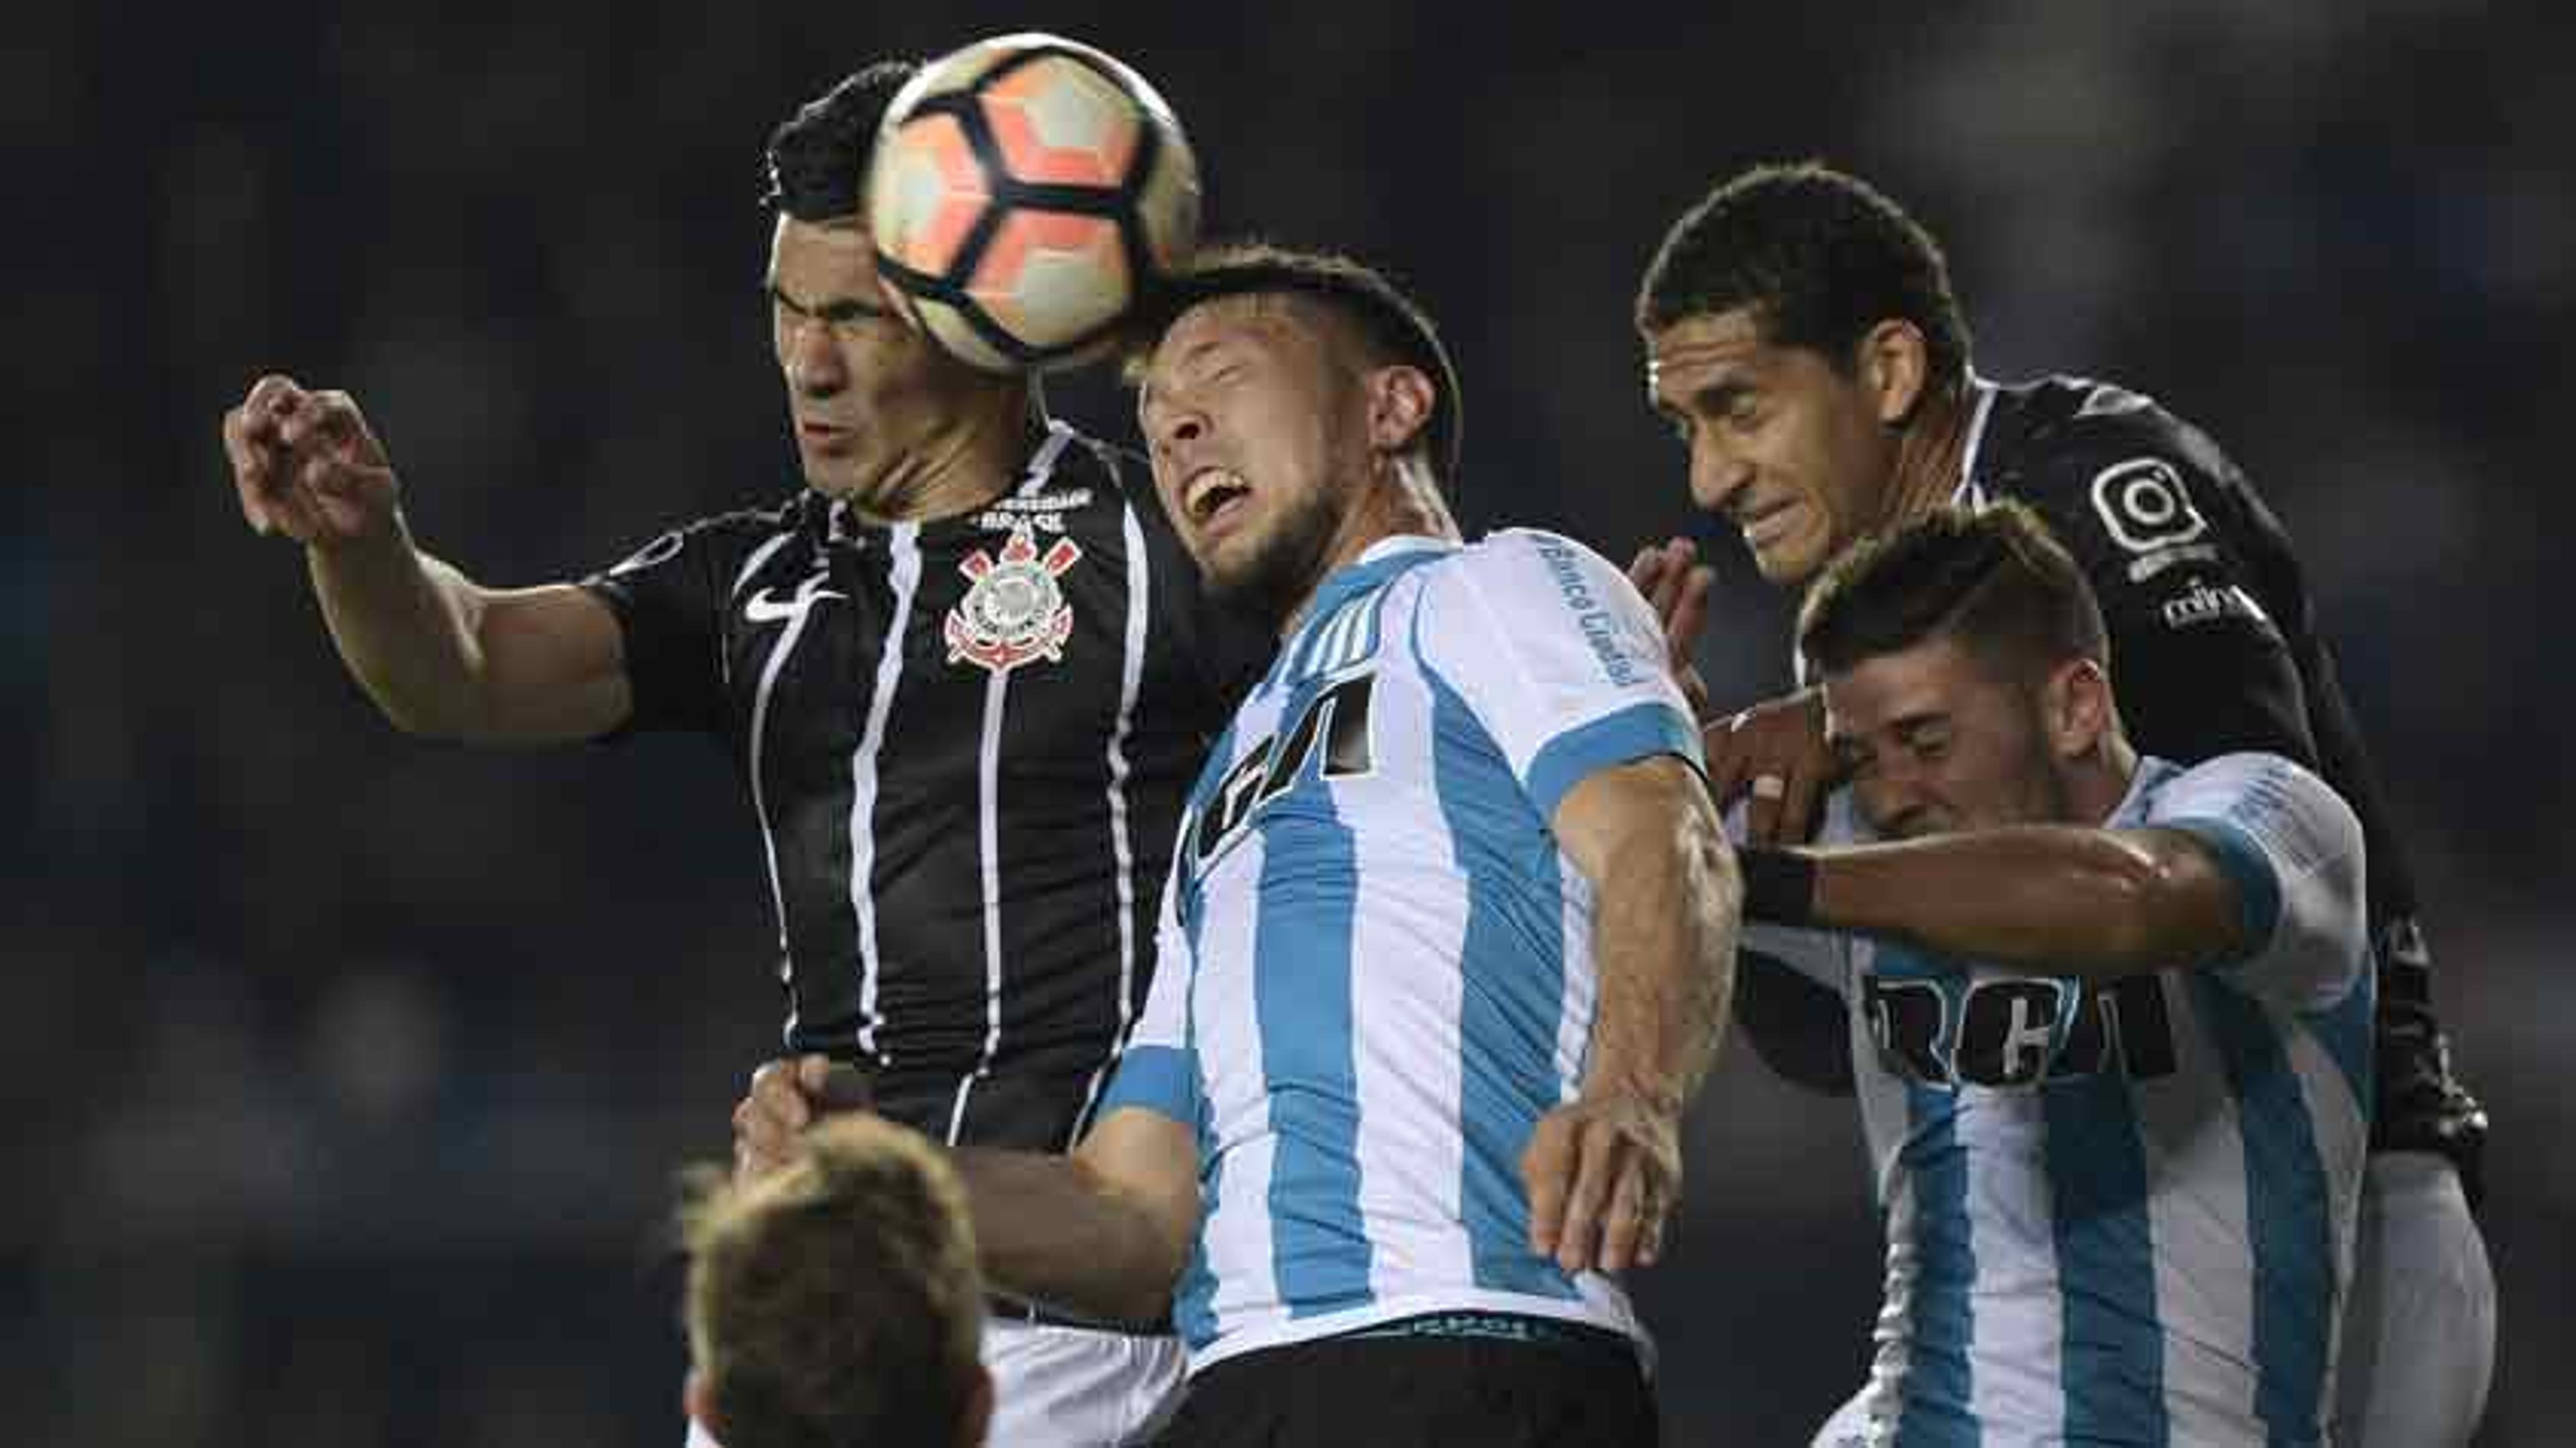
top-left (2191, 974), bottom-right (2334, 1444)
top-left (1524, 700), bottom-right (1703, 824)
top-left (1255, 688), bottom-right (1373, 1318)
top-left (1173, 900), bottom-right (1222, 1349)
top-left (1425, 667), bottom-right (1581, 1300)
top-left (1097, 1044), bottom-right (1198, 1124)
top-left (2044, 1072), bottom-right (2165, 1444)
top-left (1899, 1081), bottom-right (1980, 1448)
top-left (1882, 946), bottom-right (1978, 1448)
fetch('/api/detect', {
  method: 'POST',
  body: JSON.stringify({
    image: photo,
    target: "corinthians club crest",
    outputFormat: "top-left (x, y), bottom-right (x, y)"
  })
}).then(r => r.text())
top-left (945, 524), bottom-right (1082, 675)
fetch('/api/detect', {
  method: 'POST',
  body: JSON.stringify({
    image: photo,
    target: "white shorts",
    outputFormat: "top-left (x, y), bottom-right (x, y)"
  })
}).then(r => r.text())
top-left (980, 1314), bottom-right (1187, 1446)
top-left (1807, 1151), bottom-right (2497, 1448)
top-left (2334, 1151), bottom-right (2494, 1447)
top-left (685, 1314), bottom-right (1185, 1448)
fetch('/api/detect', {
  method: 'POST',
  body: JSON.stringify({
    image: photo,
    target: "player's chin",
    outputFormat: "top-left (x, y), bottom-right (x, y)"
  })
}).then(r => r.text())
top-left (1747, 535), bottom-right (1828, 586)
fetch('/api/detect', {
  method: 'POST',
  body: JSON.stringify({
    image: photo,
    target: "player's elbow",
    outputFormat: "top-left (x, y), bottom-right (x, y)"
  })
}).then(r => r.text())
top-left (2079, 837), bottom-right (2216, 974)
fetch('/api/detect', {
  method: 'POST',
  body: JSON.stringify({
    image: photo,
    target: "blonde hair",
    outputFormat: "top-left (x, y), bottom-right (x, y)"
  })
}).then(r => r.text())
top-left (681, 1115), bottom-right (984, 1448)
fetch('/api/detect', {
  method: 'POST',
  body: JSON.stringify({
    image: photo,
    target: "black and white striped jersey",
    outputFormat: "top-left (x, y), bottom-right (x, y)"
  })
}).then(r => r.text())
top-left (583, 422), bottom-right (1269, 1151)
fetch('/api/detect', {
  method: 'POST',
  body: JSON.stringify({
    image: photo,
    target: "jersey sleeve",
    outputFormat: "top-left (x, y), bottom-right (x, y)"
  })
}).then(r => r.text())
top-left (1095, 869), bottom-right (1201, 1129)
top-left (1413, 529), bottom-right (1704, 823)
top-left (577, 508), bottom-right (779, 737)
top-left (2150, 752), bottom-right (2369, 1012)
top-left (2003, 411), bottom-right (2320, 768)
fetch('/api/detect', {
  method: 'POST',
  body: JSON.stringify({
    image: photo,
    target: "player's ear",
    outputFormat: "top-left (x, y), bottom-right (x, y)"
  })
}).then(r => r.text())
top-left (1858, 319), bottom-right (1928, 429)
top-left (2042, 657), bottom-right (2114, 760)
top-left (1364, 364), bottom-right (1436, 458)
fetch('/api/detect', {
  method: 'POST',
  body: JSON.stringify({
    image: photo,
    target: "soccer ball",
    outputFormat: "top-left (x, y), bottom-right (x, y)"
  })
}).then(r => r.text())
top-left (867, 33), bottom-right (1201, 374)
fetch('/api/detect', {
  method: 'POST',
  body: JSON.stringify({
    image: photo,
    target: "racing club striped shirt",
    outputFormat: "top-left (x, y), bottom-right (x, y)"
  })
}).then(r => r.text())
top-left (1099, 529), bottom-right (1704, 1374)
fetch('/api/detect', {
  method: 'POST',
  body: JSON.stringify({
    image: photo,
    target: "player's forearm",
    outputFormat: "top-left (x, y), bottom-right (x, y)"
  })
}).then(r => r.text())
top-left (951, 1147), bottom-right (1187, 1327)
top-left (1583, 796), bottom-right (1739, 1107)
top-left (1779, 827), bottom-right (2234, 982)
top-left (307, 529), bottom-right (498, 739)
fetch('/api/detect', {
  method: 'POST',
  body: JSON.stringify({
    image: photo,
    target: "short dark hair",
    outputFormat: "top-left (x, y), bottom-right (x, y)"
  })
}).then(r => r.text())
top-left (764, 62), bottom-right (920, 223)
top-left (681, 1115), bottom-right (983, 1448)
top-left (1798, 500), bottom-right (2107, 684)
top-left (1132, 240), bottom-right (1465, 484)
top-left (1636, 162), bottom-right (1972, 385)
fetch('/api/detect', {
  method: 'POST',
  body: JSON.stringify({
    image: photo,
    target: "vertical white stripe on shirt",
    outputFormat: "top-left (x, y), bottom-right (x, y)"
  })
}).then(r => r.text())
top-left (848, 523), bottom-right (922, 1061)
top-left (1194, 827), bottom-right (1283, 1341)
top-left (1951, 373), bottom-right (2000, 507)
top-left (2282, 1007), bottom-right (2371, 1421)
top-left (1550, 861), bottom-right (1597, 1100)
top-left (1349, 665), bottom-right (1474, 1298)
top-left (947, 664), bottom-right (1014, 1145)
top-left (1067, 497), bottom-right (1155, 1147)
top-left (2132, 988), bottom-right (2259, 1441)
top-left (1961, 1122), bottom-right (2064, 1436)
top-left (747, 584), bottom-right (824, 999)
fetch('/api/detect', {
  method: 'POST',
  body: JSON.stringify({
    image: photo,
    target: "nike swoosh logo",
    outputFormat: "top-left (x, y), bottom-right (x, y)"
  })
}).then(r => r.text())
top-left (744, 585), bottom-right (849, 624)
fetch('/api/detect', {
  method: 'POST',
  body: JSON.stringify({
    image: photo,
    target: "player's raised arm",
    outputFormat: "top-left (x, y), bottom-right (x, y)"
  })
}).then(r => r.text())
top-left (223, 374), bottom-right (630, 743)
top-left (953, 1107), bottom-right (1201, 1329)
top-left (1743, 823), bottom-right (2251, 985)
top-left (731, 1057), bottom-right (1201, 1329)
top-left (1538, 753), bottom-right (1739, 1273)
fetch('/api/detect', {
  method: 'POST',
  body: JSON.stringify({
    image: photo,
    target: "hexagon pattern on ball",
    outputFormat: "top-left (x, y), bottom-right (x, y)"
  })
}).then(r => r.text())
top-left (867, 33), bottom-right (1201, 374)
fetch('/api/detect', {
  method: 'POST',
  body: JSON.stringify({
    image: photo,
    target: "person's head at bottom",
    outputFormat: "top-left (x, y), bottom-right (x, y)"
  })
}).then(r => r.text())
top-left (682, 1115), bottom-right (991, 1448)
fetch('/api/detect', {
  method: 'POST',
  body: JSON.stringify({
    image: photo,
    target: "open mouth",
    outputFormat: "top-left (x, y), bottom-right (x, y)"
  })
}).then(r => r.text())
top-left (1184, 467), bottom-right (1252, 528)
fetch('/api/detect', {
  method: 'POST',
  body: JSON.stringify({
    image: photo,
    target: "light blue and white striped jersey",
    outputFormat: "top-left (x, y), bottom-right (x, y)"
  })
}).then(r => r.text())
top-left (1750, 753), bottom-right (2373, 1447)
top-left (1097, 529), bottom-right (1702, 1374)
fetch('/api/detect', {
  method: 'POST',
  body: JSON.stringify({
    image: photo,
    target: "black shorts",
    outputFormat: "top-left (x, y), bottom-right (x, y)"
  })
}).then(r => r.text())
top-left (1156, 1312), bottom-right (1659, 1447)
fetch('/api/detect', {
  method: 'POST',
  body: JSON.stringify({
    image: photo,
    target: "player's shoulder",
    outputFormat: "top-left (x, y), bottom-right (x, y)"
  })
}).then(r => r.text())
top-left (1440, 527), bottom-right (1629, 592)
top-left (1978, 374), bottom-right (2239, 481)
top-left (1977, 372), bottom-right (2257, 513)
top-left (2144, 750), bottom-right (2361, 848)
top-left (594, 492), bottom-right (808, 580)
top-left (1973, 374), bottom-right (2287, 582)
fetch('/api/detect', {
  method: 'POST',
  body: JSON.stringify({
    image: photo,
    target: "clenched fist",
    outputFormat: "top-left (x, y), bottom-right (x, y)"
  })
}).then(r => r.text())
top-left (221, 374), bottom-right (402, 550)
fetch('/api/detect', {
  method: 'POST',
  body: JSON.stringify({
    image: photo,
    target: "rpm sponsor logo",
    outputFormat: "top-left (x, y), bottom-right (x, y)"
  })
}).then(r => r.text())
top-left (2159, 579), bottom-right (2272, 631)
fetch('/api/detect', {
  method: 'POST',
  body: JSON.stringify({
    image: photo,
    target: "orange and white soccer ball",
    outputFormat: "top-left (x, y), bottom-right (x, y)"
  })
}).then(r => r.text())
top-left (867, 33), bottom-right (1201, 374)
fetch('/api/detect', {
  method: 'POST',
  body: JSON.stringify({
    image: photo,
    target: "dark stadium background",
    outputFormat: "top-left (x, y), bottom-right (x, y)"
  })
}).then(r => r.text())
top-left (11, 5), bottom-right (2567, 1443)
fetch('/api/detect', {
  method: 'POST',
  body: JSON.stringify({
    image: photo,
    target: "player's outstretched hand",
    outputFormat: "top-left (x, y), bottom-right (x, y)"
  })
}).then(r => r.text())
top-left (1521, 1088), bottom-right (1682, 1275)
top-left (221, 374), bottom-right (402, 550)
top-left (1627, 537), bottom-right (1715, 723)
top-left (1705, 688), bottom-right (1833, 845)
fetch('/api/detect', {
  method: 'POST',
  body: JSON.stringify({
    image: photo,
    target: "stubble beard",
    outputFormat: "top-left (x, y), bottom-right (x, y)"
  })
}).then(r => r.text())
top-left (1204, 486), bottom-right (1345, 634)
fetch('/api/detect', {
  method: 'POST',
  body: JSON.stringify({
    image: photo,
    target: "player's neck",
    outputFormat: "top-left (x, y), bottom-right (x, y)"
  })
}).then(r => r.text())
top-left (842, 393), bottom-right (1036, 526)
top-left (1279, 455), bottom-right (1458, 636)
top-left (2067, 735), bottom-right (2143, 827)
top-left (1882, 377), bottom-right (1977, 529)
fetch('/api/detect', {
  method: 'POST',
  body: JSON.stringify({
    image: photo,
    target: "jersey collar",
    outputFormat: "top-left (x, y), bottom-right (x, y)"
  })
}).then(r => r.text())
top-left (1947, 372), bottom-right (2002, 509)
top-left (1293, 533), bottom-right (1457, 631)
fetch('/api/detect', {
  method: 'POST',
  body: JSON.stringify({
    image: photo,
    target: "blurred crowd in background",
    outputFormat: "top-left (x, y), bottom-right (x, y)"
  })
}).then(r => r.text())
top-left (10, 3), bottom-right (2566, 1443)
